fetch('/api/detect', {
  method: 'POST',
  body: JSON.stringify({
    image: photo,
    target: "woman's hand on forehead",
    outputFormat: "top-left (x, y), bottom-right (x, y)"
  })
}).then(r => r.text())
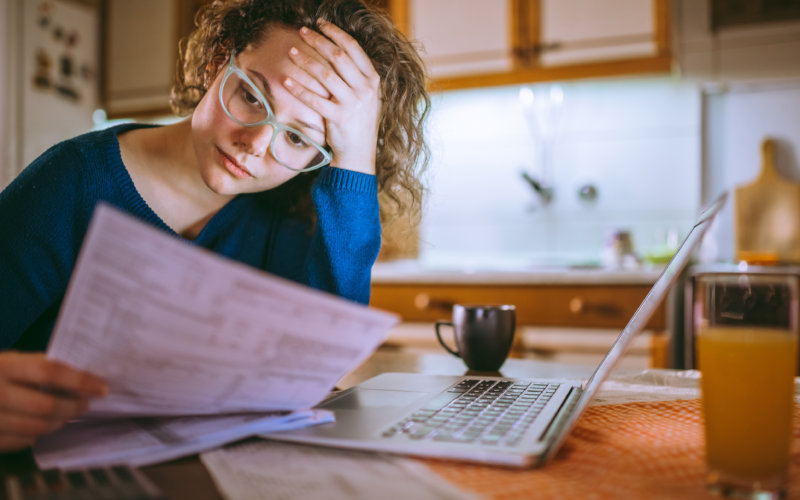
top-left (282, 19), bottom-right (381, 175)
top-left (280, 39), bottom-right (331, 99)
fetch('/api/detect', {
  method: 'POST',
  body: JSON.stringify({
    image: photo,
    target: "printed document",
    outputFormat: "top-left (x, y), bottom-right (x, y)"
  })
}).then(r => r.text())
top-left (46, 203), bottom-right (398, 417)
top-left (36, 203), bottom-right (398, 467)
top-left (201, 440), bottom-right (479, 500)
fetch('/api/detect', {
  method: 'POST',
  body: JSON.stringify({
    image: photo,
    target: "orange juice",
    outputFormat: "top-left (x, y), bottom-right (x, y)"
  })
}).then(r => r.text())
top-left (697, 327), bottom-right (797, 484)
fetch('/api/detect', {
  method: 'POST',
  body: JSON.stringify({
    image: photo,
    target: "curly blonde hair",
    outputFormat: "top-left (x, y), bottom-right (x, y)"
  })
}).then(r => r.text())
top-left (171, 0), bottom-right (429, 224)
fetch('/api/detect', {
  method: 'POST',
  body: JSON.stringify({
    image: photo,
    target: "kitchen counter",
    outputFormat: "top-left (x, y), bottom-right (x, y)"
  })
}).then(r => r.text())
top-left (370, 259), bottom-right (673, 369)
top-left (372, 259), bottom-right (665, 285)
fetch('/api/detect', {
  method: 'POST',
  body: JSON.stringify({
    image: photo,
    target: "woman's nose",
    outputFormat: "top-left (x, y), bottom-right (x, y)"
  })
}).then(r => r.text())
top-left (236, 123), bottom-right (274, 157)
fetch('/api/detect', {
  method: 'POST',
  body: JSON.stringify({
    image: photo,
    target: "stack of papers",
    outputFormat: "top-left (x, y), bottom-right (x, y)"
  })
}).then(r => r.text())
top-left (34, 204), bottom-right (398, 468)
top-left (201, 440), bottom-right (479, 500)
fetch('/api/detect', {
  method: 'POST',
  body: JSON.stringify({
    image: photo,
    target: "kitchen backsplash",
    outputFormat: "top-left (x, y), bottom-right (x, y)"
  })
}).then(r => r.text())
top-left (418, 76), bottom-right (702, 267)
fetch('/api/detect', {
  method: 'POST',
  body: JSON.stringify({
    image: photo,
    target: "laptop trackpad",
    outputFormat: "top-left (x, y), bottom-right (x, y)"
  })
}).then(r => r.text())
top-left (323, 388), bottom-right (426, 410)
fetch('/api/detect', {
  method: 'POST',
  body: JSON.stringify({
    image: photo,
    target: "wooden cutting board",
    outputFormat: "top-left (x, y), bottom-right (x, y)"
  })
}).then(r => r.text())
top-left (735, 138), bottom-right (800, 264)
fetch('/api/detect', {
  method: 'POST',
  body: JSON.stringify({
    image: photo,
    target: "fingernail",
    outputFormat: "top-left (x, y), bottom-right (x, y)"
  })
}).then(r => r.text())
top-left (300, 26), bottom-right (310, 34)
top-left (289, 46), bottom-right (299, 56)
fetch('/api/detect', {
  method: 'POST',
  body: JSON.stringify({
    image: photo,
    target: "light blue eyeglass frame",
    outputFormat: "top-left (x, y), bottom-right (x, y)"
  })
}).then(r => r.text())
top-left (218, 51), bottom-right (332, 172)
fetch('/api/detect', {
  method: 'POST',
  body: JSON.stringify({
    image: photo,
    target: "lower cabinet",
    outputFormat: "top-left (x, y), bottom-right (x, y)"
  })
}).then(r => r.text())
top-left (370, 282), bottom-right (669, 368)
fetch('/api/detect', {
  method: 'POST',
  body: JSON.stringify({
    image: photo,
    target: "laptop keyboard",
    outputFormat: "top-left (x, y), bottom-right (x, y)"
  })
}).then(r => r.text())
top-left (381, 378), bottom-right (560, 447)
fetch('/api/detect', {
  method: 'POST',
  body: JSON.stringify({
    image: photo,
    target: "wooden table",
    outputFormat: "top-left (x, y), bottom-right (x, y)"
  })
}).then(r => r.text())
top-left (0, 347), bottom-right (609, 500)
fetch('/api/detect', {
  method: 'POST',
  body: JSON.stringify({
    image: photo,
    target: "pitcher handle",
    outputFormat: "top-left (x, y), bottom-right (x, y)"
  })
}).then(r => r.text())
top-left (435, 321), bottom-right (460, 358)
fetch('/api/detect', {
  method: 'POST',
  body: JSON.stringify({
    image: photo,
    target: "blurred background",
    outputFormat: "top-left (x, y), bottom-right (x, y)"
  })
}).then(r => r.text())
top-left (2, 0), bottom-right (799, 265)
top-left (2, 0), bottom-right (799, 368)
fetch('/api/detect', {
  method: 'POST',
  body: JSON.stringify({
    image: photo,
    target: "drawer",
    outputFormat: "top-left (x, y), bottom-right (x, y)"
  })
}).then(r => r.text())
top-left (370, 283), bottom-right (666, 330)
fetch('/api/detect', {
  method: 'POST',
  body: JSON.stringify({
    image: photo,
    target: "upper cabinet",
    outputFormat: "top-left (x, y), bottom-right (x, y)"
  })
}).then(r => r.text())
top-left (393, 0), bottom-right (671, 91)
top-left (537, 0), bottom-right (661, 66)
top-left (406, 0), bottom-right (517, 79)
top-left (99, 1), bottom-right (674, 115)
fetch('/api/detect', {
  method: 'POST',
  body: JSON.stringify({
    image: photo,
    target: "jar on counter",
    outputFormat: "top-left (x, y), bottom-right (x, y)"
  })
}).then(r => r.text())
top-left (602, 230), bottom-right (640, 270)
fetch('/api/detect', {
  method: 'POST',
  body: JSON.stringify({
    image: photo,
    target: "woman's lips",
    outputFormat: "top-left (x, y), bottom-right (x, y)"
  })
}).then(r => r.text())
top-left (217, 147), bottom-right (253, 179)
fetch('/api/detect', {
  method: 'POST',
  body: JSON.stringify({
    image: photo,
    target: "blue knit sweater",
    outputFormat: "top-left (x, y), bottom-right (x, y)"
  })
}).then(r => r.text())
top-left (0, 124), bottom-right (381, 350)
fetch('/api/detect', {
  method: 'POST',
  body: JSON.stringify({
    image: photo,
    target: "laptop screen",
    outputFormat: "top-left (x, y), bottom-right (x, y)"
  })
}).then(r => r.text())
top-left (545, 191), bottom-right (728, 459)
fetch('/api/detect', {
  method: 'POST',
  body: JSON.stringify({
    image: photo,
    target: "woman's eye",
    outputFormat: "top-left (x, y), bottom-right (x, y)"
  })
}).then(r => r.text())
top-left (240, 86), bottom-right (262, 108)
top-left (286, 131), bottom-right (310, 148)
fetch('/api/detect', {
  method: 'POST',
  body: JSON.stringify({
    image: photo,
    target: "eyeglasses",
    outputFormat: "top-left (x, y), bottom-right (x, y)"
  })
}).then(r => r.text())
top-left (218, 51), bottom-right (332, 172)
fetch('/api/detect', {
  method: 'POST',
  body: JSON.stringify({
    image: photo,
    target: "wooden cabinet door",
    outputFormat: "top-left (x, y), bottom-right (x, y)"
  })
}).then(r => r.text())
top-left (102, 0), bottom-right (209, 117)
top-left (537, 0), bottom-right (661, 66)
top-left (406, 0), bottom-right (517, 79)
top-left (102, 0), bottom-right (178, 117)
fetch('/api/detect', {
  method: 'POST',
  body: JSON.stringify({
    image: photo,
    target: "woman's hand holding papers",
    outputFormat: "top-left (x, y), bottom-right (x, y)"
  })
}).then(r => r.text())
top-left (0, 351), bottom-right (109, 452)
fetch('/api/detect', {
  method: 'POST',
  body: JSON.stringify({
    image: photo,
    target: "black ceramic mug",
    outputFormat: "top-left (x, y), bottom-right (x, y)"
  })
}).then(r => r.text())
top-left (435, 304), bottom-right (516, 371)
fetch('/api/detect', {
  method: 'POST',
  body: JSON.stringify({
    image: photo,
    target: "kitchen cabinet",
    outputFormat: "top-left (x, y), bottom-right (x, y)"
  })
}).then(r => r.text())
top-left (404, 0), bottom-right (516, 80)
top-left (101, 0), bottom-right (208, 117)
top-left (371, 281), bottom-right (670, 368)
top-left (371, 282), bottom-right (666, 329)
top-left (537, 0), bottom-right (662, 66)
top-left (389, 0), bottom-right (671, 91)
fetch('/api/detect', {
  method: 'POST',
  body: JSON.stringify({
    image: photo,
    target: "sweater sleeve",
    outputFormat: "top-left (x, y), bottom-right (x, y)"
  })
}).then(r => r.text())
top-left (0, 142), bottom-right (89, 349)
top-left (267, 167), bottom-right (380, 305)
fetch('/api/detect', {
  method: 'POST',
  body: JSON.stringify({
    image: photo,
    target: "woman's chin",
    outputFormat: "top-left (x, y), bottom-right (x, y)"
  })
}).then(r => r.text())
top-left (201, 170), bottom-right (240, 196)
top-left (201, 164), bottom-right (296, 196)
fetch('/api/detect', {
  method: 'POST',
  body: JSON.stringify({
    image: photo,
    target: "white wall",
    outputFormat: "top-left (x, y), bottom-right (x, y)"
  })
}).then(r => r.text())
top-left (419, 76), bottom-right (702, 267)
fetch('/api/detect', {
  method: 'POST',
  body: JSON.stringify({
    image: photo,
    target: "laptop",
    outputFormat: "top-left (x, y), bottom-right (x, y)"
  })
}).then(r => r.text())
top-left (265, 192), bottom-right (727, 468)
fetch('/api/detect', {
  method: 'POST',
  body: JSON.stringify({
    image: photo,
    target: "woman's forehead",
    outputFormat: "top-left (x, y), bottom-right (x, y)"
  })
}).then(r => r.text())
top-left (243, 25), bottom-right (302, 69)
top-left (237, 27), bottom-right (327, 140)
top-left (242, 25), bottom-right (329, 98)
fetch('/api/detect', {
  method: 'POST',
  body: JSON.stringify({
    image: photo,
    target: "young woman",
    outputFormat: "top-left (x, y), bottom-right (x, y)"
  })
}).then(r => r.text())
top-left (0, 0), bottom-right (429, 452)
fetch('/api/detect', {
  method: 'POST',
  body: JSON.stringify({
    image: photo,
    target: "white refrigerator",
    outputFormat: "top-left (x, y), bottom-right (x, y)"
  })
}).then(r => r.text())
top-left (1, 0), bottom-right (98, 187)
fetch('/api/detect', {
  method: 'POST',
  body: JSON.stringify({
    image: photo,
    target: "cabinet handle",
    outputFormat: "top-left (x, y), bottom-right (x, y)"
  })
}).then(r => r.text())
top-left (530, 42), bottom-right (562, 54)
top-left (414, 293), bottom-right (455, 312)
top-left (569, 297), bottom-right (621, 317)
top-left (569, 297), bottom-right (584, 314)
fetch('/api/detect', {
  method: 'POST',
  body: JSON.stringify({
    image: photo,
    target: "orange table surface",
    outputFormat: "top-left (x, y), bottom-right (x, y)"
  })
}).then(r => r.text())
top-left (425, 399), bottom-right (800, 499)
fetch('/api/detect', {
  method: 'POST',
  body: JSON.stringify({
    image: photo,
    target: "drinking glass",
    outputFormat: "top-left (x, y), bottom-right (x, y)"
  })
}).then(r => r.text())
top-left (694, 272), bottom-right (798, 498)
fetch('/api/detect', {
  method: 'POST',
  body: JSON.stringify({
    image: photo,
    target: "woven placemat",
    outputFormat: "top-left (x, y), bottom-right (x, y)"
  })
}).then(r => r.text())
top-left (423, 399), bottom-right (800, 499)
